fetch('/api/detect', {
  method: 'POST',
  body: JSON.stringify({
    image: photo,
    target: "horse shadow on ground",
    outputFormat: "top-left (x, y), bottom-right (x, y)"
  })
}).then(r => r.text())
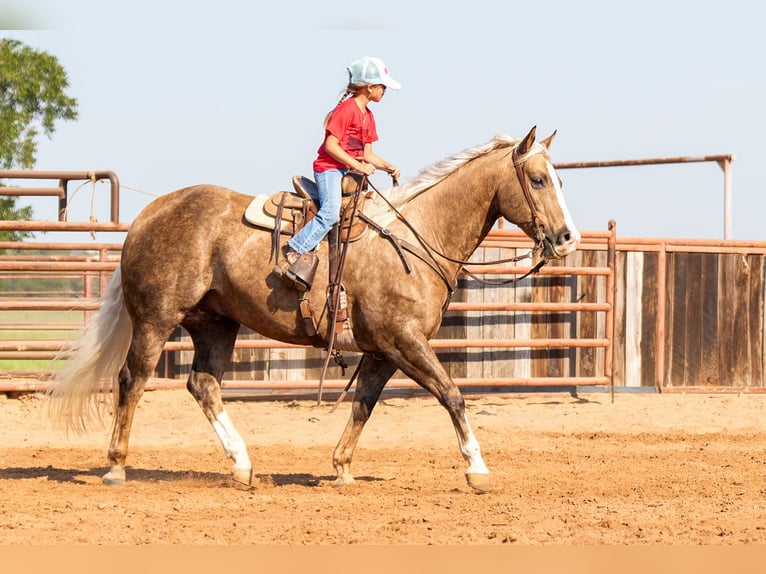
top-left (0, 465), bottom-right (385, 487)
top-left (262, 473), bottom-right (385, 487)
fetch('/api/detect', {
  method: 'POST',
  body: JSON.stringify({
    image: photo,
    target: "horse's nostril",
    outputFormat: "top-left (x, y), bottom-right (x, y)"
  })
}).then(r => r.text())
top-left (558, 231), bottom-right (571, 245)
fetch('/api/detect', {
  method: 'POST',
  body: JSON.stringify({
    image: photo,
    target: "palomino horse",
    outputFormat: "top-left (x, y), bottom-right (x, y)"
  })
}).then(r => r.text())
top-left (48, 126), bottom-right (579, 493)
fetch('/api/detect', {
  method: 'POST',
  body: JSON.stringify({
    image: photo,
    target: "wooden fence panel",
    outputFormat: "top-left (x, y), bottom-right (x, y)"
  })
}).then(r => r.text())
top-left (661, 251), bottom-right (765, 389)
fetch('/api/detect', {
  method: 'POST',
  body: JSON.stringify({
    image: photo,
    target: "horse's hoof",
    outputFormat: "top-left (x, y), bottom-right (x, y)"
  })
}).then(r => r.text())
top-left (332, 475), bottom-right (356, 488)
top-left (102, 469), bottom-right (126, 486)
top-left (232, 466), bottom-right (253, 483)
top-left (231, 467), bottom-right (254, 489)
top-left (466, 473), bottom-right (493, 493)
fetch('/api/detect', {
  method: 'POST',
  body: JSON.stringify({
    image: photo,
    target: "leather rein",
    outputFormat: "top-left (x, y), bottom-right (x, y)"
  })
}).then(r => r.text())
top-left (362, 146), bottom-right (549, 291)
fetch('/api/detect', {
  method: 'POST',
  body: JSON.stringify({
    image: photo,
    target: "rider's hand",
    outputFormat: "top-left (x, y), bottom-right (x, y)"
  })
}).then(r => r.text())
top-left (358, 162), bottom-right (375, 176)
top-left (386, 165), bottom-right (401, 180)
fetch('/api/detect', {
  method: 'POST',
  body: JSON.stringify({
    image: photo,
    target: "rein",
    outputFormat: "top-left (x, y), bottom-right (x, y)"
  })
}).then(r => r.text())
top-left (317, 174), bottom-right (367, 404)
top-left (364, 150), bottom-right (548, 287)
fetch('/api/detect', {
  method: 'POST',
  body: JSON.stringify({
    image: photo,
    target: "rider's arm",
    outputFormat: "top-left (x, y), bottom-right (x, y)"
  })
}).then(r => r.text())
top-left (324, 135), bottom-right (374, 175)
top-left (363, 144), bottom-right (400, 180)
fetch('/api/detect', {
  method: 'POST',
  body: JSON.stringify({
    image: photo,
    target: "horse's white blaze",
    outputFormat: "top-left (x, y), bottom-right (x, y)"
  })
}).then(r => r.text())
top-left (547, 160), bottom-right (581, 248)
top-left (458, 416), bottom-right (489, 475)
top-left (211, 410), bottom-right (251, 471)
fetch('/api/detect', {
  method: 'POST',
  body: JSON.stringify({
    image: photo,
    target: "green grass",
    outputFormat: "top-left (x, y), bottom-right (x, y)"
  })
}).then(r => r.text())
top-left (0, 310), bottom-right (84, 372)
top-left (0, 359), bottom-right (62, 371)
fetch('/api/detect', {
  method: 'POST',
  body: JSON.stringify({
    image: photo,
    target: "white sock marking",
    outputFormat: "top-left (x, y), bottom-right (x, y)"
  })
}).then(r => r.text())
top-left (459, 416), bottom-right (489, 475)
top-left (212, 410), bottom-right (251, 471)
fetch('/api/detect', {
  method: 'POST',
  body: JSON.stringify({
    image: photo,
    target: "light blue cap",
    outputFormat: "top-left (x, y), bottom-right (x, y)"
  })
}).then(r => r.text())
top-left (347, 56), bottom-right (401, 90)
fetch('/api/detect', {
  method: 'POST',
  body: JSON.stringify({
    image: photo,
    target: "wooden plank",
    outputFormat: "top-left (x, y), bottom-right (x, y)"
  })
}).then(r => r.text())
top-left (683, 253), bottom-right (703, 386)
top-left (547, 260), bottom-right (567, 377)
top-left (482, 246), bottom-right (517, 379)
top-left (699, 253), bottom-right (719, 385)
top-left (730, 254), bottom-right (752, 385)
top-left (233, 328), bottom-right (269, 381)
top-left (450, 271), bottom-right (474, 381)
top-left (575, 251), bottom-right (597, 378)
top-left (563, 252), bottom-right (579, 378)
top-left (530, 270), bottom-right (546, 379)
top-left (624, 252), bottom-right (643, 387)
top-left (531, 261), bottom-right (565, 378)
top-left (717, 255), bottom-right (736, 387)
top-left (612, 252), bottom-right (627, 387)
top-left (661, 251), bottom-right (672, 387)
top-left (596, 249), bottom-right (608, 379)
top-left (668, 253), bottom-right (689, 387)
top-left (513, 248), bottom-right (533, 380)
top-left (748, 255), bottom-right (764, 387)
top-left (640, 252), bottom-right (658, 388)
top-left (762, 257), bottom-right (766, 388)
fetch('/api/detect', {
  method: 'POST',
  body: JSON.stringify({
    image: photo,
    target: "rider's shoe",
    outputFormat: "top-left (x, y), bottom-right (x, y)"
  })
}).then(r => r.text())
top-left (272, 249), bottom-right (300, 279)
top-left (272, 249), bottom-right (315, 291)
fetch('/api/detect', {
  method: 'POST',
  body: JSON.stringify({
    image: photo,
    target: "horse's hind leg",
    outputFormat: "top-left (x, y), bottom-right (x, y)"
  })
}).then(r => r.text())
top-left (184, 316), bottom-right (252, 486)
top-left (104, 324), bottom-right (172, 486)
top-left (332, 355), bottom-right (398, 486)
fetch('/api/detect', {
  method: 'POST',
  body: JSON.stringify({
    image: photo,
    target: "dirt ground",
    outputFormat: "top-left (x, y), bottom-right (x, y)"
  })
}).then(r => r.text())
top-left (1, 384), bottom-right (766, 545)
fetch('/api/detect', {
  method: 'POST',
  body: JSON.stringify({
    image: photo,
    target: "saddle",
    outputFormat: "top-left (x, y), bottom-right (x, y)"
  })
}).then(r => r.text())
top-left (243, 174), bottom-right (372, 349)
top-left (244, 174), bottom-right (371, 242)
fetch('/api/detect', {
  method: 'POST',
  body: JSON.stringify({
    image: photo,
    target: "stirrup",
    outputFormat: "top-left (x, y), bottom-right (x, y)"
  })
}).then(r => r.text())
top-left (272, 252), bottom-right (317, 291)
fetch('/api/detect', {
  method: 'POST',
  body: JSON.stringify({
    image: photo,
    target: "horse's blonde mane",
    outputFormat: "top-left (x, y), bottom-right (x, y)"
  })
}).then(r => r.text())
top-left (365, 134), bottom-right (546, 225)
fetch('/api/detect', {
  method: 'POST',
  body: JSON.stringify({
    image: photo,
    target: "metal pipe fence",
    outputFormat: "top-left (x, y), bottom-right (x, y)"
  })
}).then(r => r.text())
top-left (0, 224), bottom-right (617, 394)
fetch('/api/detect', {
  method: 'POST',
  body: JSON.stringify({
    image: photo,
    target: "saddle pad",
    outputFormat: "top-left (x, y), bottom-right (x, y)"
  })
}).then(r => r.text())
top-left (244, 195), bottom-right (287, 232)
top-left (244, 192), bottom-right (372, 241)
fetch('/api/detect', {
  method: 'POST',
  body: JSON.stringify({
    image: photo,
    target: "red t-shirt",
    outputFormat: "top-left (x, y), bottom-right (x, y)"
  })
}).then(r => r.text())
top-left (313, 97), bottom-right (379, 173)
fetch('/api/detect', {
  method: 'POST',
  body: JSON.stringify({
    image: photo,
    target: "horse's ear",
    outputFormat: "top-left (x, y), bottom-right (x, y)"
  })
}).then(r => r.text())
top-left (541, 130), bottom-right (557, 150)
top-left (516, 126), bottom-right (537, 156)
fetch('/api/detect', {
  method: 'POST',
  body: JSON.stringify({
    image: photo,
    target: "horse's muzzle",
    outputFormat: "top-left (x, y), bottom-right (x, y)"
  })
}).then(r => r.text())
top-left (544, 229), bottom-right (580, 259)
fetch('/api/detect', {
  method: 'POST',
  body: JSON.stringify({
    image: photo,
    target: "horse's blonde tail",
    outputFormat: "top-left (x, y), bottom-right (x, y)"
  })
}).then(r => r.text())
top-left (47, 266), bottom-right (132, 434)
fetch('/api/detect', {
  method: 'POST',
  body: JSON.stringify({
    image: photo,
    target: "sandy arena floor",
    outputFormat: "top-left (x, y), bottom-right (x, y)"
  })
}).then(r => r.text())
top-left (1, 386), bottom-right (765, 545)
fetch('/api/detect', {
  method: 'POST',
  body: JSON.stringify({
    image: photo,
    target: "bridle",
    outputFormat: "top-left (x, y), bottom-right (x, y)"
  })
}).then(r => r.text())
top-left (363, 145), bottom-right (550, 289)
top-left (511, 146), bottom-right (548, 251)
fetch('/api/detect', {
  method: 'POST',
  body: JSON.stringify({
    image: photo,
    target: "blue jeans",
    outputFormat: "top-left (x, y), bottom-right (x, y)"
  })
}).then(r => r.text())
top-left (288, 168), bottom-right (347, 254)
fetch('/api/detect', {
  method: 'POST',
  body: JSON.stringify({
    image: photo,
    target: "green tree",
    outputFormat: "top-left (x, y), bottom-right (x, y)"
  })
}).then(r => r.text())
top-left (0, 38), bottom-right (78, 241)
top-left (0, 38), bottom-right (78, 169)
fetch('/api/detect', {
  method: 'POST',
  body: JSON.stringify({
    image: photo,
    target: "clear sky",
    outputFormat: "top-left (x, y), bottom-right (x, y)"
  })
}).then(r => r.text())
top-left (2, 0), bottom-right (764, 241)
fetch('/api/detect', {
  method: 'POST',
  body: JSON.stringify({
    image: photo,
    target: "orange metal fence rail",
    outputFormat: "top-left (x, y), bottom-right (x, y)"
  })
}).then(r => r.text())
top-left (0, 224), bottom-right (617, 393)
top-left (0, 170), bottom-right (121, 223)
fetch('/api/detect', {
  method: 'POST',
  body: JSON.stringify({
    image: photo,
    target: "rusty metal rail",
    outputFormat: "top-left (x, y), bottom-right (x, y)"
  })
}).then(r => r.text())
top-left (554, 154), bottom-right (735, 239)
top-left (0, 223), bottom-right (617, 393)
top-left (0, 170), bottom-right (121, 223)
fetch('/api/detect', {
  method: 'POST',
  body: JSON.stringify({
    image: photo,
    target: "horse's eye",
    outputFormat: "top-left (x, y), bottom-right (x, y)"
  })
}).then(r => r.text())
top-left (530, 177), bottom-right (545, 188)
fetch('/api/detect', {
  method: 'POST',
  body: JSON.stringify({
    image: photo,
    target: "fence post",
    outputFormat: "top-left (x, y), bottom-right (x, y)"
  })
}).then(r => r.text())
top-left (655, 243), bottom-right (667, 392)
top-left (606, 220), bottom-right (617, 402)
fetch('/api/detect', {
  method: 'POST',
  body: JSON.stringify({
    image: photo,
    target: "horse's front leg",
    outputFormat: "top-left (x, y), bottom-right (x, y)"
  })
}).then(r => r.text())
top-left (389, 331), bottom-right (492, 493)
top-left (332, 355), bottom-right (398, 486)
